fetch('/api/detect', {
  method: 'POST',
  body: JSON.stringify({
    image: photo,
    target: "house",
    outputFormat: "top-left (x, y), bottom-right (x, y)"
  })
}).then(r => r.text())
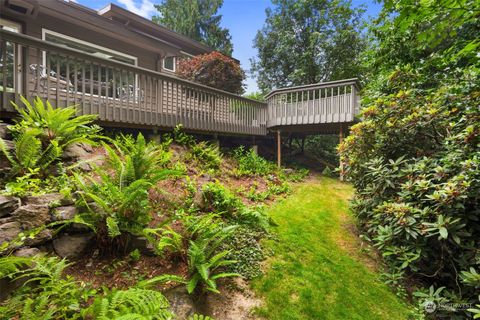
top-left (0, 0), bottom-right (360, 145)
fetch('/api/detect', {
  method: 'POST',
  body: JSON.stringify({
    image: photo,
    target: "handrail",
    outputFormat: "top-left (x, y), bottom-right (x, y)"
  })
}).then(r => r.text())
top-left (1, 29), bottom-right (359, 134)
top-left (265, 78), bottom-right (361, 99)
top-left (0, 29), bottom-right (266, 107)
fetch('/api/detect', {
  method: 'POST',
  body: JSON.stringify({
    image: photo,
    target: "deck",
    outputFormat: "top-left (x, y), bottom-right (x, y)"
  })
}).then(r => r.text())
top-left (0, 30), bottom-right (360, 136)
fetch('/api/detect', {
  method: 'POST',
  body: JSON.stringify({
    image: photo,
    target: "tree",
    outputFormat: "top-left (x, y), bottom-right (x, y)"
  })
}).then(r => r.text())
top-left (176, 51), bottom-right (245, 94)
top-left (152, 0), bottom-right (233, 56)
top-left (251, 0), bottom-right (366, 93)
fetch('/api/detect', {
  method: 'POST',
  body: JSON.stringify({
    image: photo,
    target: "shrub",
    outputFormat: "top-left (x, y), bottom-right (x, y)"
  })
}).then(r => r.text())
top-left (176, 51), bottom-right (245, 94)
top-left (321, 166), bottom-right (334, 177)
top-left (339, 64), bottom-right (480, 316)
top-left (201, 181), bottom-right (242, 215)
top-left (233, 146), bottom-right (275, 176)
top-left (112, 133), bottom-right (172, 182)
top-left (282, 167), bottom-right (310, 182)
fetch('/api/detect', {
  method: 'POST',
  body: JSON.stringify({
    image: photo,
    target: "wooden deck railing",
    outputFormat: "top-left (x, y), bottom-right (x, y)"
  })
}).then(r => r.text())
top-left (0, 30), bottom-right (360, 136)
top-left (265, 79), bottom-right (360, 127)
top-left (0, 30), bottom-right (268, 135)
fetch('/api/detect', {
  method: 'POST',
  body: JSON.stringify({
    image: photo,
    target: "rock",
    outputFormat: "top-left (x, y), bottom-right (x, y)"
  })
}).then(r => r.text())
top-left (13, 247), bottom-right (41, 257)
top-left (0, 123), bottom-right (8, 139)
top-left (128, 235), bottom-right (156, 256)
top-left (24, 229), bottom-right (53, 246)
top-left (164, 285), bottom-right (197, 319)
top-left (0, 195), bottom-right (21, 218)
top-left (53, 233), bottom-right (95, 259)
top-left (0, 216), bottom-right (15, 225)
top-left (52, 206), bottom-right (91, 232)
top-left (0, 221), bottom-right (21, 245)
top-left (11, 204), bottom-right (50, 229)
top-left (24, 193), bottom-right (73, 206)
top-left (52, 206), bottom-right (78, 221)
top-left (63, 143), bottom-right (93, 159)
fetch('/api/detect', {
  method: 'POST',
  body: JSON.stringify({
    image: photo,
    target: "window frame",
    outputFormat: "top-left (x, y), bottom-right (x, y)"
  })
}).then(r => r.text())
top-left (41, 29), bottom-right (138, 66)
top-left (0, 18), bottom-right (22, 93)
top-left (162, 56), bottom-right (176, 72)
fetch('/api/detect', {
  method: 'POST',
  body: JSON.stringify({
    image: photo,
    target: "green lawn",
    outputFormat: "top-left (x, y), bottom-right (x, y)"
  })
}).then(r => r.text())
top-left (252, 176), bottom-right (413, 320)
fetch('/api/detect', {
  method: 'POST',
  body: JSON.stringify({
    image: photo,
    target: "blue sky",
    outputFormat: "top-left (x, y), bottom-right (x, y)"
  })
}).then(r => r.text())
top-left (73, 0), bottom-right (382, 93)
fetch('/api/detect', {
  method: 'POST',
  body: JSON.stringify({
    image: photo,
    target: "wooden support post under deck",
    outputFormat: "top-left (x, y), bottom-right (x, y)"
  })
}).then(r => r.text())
top-left (339, 125), bottom-right (344, 181)
top-left (277, 130), bottom-right (281, 169)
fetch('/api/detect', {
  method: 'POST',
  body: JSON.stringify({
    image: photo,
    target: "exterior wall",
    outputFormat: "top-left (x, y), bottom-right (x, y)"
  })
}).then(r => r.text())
top-left (0, 1), bottom-right (204, 73)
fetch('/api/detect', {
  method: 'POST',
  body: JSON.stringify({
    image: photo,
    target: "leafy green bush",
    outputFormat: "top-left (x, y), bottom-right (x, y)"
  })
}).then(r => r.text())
top-left (339, 0), bottom-right (480, 315)
top-left (321, 166), bottom-right (334, 177)
top-left (233, 146), bottom-right (275, 176)
top-left (143, 226), bottom-right (185, 260)
top-left (112, 133), bottom-right (172, 182)
top-left (0, 256), bottom-right (178, 319)
top-left (201, 181), bottom-right (242, 215)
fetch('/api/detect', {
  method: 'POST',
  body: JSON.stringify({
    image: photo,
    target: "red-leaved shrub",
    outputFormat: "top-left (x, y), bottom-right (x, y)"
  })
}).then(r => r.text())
top-left (176, 52), bottom-right (245, 94)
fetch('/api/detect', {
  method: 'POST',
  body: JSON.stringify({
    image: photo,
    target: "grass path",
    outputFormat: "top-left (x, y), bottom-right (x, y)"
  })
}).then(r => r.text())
top-left (252, 176), bottom-right (412, 320)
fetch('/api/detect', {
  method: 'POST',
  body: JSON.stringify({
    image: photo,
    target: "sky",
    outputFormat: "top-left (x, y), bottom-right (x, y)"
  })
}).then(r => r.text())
top-left (73, 0), bottom-right (382, 93)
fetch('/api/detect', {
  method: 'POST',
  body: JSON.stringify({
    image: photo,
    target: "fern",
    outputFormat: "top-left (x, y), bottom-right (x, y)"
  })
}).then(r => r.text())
top-left (75, 135), bottom-right (181, 252)
top-left (0, 255), bottom-right (32, 278)
top-left (10, 96), bottom-right (101, 149)
top-left (87, 288), bottom-right (173, 320)
top-left (183, 214), bottom-right (239, 294)
top-left (0, 255), bottom-right (94, 319)
top-left (2, 96), bottom-right (101, 180)
top-left (143, 227), bottom-right (185, 258)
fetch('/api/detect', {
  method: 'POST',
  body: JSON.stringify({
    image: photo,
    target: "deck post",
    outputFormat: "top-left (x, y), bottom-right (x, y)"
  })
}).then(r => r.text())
top-left (339, 125), bottom-right (344, 181)
top-left (149, 128), bottom-right (161, 143)
top-left (277, 130), bottom-right (281, 169)
top-left (251, 136), bottom-right (258, 154)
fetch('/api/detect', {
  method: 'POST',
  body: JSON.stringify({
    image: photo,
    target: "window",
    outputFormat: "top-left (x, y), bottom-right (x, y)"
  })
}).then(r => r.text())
top-left (41, 29), bottom-right (138, 99)
top-left (163, 56), bottom-right (176, 72)
top-left (0, 19), bottom-right (21, 92)
top-left (42, 29), bottom-right (137, 66)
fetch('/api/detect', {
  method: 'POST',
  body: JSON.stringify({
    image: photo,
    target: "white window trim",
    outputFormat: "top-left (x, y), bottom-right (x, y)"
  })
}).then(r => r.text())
top-left (41, 29), bottom-right (143, 101)
top-left (0, 18), bottom-right (22, 93)
top-left (163, 56), bottom-right (176, 72)
top-left (42, 29), bottom-right (138, 66)
top-left (180, 51), bottom-right (195, 58)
